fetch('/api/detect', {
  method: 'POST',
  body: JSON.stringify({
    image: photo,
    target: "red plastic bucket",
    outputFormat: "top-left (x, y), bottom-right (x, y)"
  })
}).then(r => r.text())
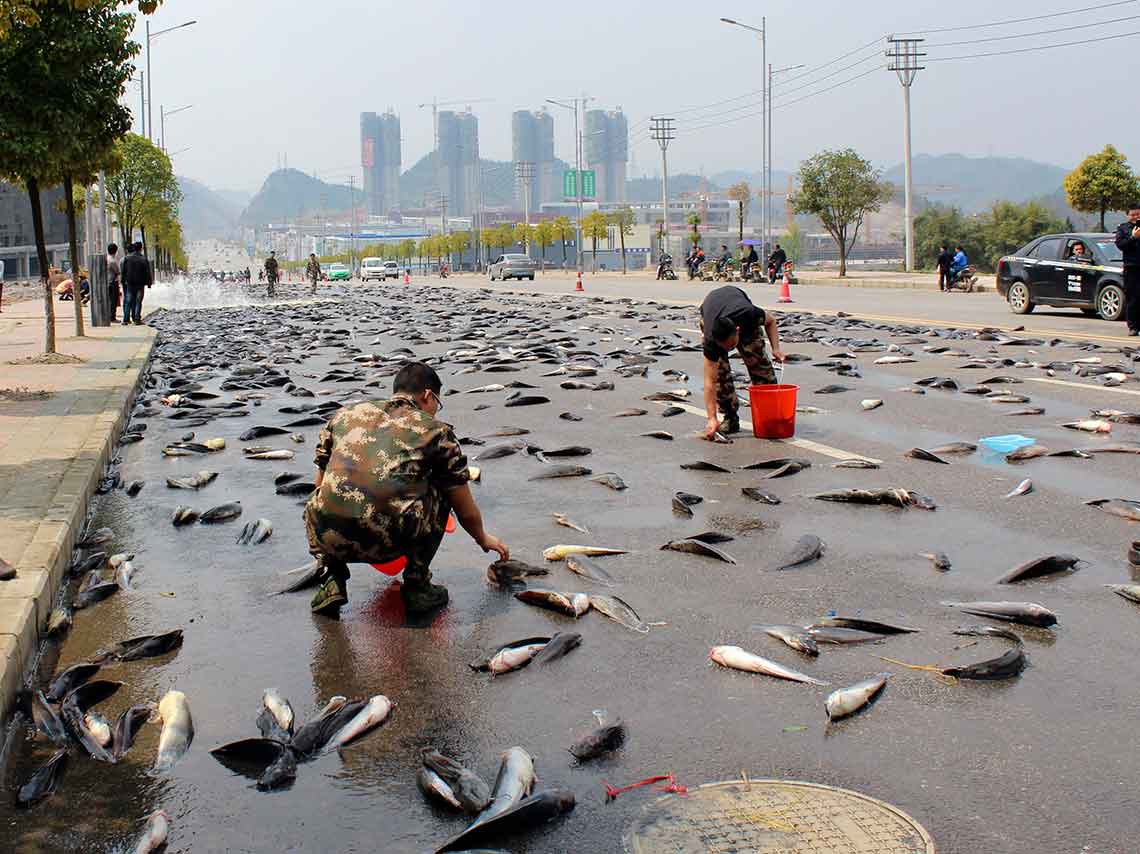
top-left (371, 513), bottom-right (457, 575)
top-left (748, 384), bottom-right (798, 439)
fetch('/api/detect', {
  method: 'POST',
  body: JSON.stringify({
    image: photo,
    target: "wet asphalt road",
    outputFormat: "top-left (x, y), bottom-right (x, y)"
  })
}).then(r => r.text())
top-left (2, 280), bottom-right (1139, 853)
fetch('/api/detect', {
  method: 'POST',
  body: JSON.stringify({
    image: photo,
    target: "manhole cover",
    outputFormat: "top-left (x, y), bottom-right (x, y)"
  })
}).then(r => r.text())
top-left (624, 779), bottom-right (935, 854)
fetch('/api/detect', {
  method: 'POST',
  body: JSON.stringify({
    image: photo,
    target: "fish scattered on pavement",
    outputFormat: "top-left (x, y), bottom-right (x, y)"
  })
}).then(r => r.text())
top-left (1006, 479), bottom-right (1033, 498)
top-left (131, 809), bottom-right (170, 853)
top-left (741, 487), bottom-right (781, 505)
top-left (569, 721), bottom-right (626, 761)
top-left (997, 554), bottom-right (1081, 583)
top-left (1085, 498), bottom-right (1140, 522)
top-left (861, 399), bottom-right (884, 410)
top-left (588, 594), bottom-right (649, 633)
top-left (709, 645), bottom-right (828, 685)
top-left (565, 554), bottom-right (617, 586)
top-left (532, 631), bottom-right (582, 664)
top-left (423, 748), bottom-right (493, 814)
top-left (543, 544), bottom-right (626, 561)
top-left (758, 625), bottom-right (819, 656)
top-left (918, 551), bottom-right (952, 572)
top-left (236, 518), bottom-right (274, 545)
top-left (514, 588), bottom-right (591, 617)
top-left (661, 538), bottom-right (737, 564)
top-left (15, 749), bottom-right (68, 807)
top-left (825, 673), bottom-right (890, 721)
top-left (529, 464), bottom-right (592, 480)
top-left (905, 448), bottom-right (949, 464)
top-left (470, 638), bottom-right (551, 675)
top-left (1062, 419), bottom-right (1112, 433)
top-left (944, 601), bottom-right (1058, 628)
top-left (680, 461), bottom-right (732, 473)
top-left (775, 535), bottom-right (825, 570)
top-left (152, 690), bottom-right (194, 773)
top-left (487, 559), bottom-right (550, 587)
top-left (815, 616), bottom-right (920, 634)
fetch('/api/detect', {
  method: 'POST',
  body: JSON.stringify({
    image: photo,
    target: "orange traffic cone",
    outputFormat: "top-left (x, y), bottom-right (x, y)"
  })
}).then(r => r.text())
top-left (575, 271), bottom-right (584, 292)
top-left (778, 266), bottom-right (794, 303)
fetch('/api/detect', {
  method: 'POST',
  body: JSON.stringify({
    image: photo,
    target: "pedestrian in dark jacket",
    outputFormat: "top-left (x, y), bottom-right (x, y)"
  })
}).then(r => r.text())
top-left (936, 245), bottom-right (952, 291)
top-left (1115, 204), bottom-right (1140, 335)
top-left (105, 243), bottom-right (120, 321)
top-left (119, 242), bottom-right (152, 325)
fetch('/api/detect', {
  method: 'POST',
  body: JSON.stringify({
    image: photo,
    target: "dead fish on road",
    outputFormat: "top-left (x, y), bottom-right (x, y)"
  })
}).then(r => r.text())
top-left (1063, 419), bottom-right (1112, 433)
top-left (200, 501), bottom-right (242, 523)
top-left (551, 513), bottom-right (589, 534)
top-left (541, 446), bottom-right (592, 458)
top-left (589, 594), bottom-right (649, 632)
top-left (152, 690), bottom-right (193, 773)
top-left (741, 457), bottom-right (812, 471)
top-left (514, 588), bottom-right (590, 617)
top-left (559, 411), bottom-right (583, 421)
top-left (99, 629), bottom-right (184, 663)
top-left (532, 631), bottom-right (582, 664)
top-left (236, 518), bottom-right (273, 545)
top-left (811, 488), bottom-right (917, 508)
top-left (942, 626), bottom-right (1026, 680)
top-left (15, 749), bottom-right (68, 807)
top-left (661, 405), bottom-right (686, 417)
top-left (244, 449), bottom-right (296, 460)
top-left (1106, 584), bottom-right (1140, 604)
top-left (825, 672), bottom-right (890, 721)
top-left (476, 444), bottom-right (522, 461)
top-left (75, 527), bottom-right (114, 549)
top-left (504, 395), bottom-right (550, 407)
top-left (861, 399), bottom-right (884, 410)
top-left (323, 694), bottom-right (393, 752)
top-left (832, 459), bottom-right (880, 469)
top-left (166, 470), bottom-right (218, 490)
top-left (569, 721), bottom-right (626, 761)
top-left (661, 538), bottom-right (737, 564)
top-left (905, 448), bottom-right (950, 464)
top-left (529, 465), bottom-right (592, 480)
top-left (776, 534), bottom-right (825, 570)
top-left (640, 430), bottom-right (674, 440)
top-left (758, 624), bottom-right (819, 656)
top-left (566, 554), bottom-right (617, 586)
top-left (543, 544), bottom-right (626, 561)
top-left (741, 487), bottom-right (781, 505)
top-left (930, 441), bottom-right (976, 455)
top-left (944, 601), bottom-right (1058, 628)
top-left (816, 616), bottom-right (920, 634)
top-left (465, 746), bottom-right (535, 831)
top-left (590, 473), bottom-right (628, 491)
top-left (1006, 445), bottom-right (1050, 463)
top-left (487, 559), bottom-right (549, 587)
top-left (239, 425), bottom-right (291, 441)
top-left (807, 626), bottom-right (887, 645)
top-left (680, 461), bottom-right (732, 473)
top-left (918, 551), bottom-right (952, 572)
top-left (276, 481), bottom-right (316, 496)
top-left (1006, 479), bottom-right (1034, 498)
top-left (1085, 498), bottom-right (1140, 522)
top-left (613, 408), bottom-right (647, 417)
top-left (422, 749), bottom-right (492, 814)
top-left (997, 554), bottom-right (1081, 583)
top-left (435, 788), bottom-right (575, 853)
top-left (709, 645), bottom-right (827, 685)
top-left (672, 491), bottom-right (702, 516)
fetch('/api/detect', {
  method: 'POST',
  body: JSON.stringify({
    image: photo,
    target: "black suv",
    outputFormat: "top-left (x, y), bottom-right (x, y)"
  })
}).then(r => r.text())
top-left (996, 233), bottom-right (1126, 321)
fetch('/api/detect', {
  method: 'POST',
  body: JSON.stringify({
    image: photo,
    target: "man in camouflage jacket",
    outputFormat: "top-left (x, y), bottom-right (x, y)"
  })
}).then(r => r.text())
top-left (304, 361), bottom-right (510, 616)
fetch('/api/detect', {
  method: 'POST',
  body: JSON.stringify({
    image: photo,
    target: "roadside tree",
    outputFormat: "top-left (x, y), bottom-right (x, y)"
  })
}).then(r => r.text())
top-left (533, 221), bottom-right (553, 271)
top-left (581, 210), bottom-right (609, 272)
top-left (686, 212), bottom-right (701, 247)
top-left (1064, 144), bottom-right (1140, 232)
top-left (727, 181), bottom-right (751, 243)
top-left (551, 215), bottom-right (573, 267)
top-left (784, 221), bottom-right (803, 265)
top-left (608, 206), bottom-right (635, 274)
top-left (513, 222), bottom-right (533, 254)
top-left (791, 148), bottom-right (892, 277)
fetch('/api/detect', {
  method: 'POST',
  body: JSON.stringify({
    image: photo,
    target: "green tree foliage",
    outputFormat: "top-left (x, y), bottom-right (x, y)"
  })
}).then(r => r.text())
top-left (533, 220), bottom-right (553, 270)
top-left (492, 224), bottom-right (513, 254)
top-left (791, 148), bottom-right (892, 277)
top-left (686, 212), bottom-right (701, 247)
top-left (104, 134), bottom-right (179, 248)
top-left (0, 0), bottom-right (138, 350)
top-left (1063, 144), bottom-right (1140, 232)
top-left (581, 210), bottom-right (609, 272)
top-left (0, 0), bottom-right (159, 39)
top-left (914, 201), bottom-right (1064, 273)
top-left (784, 221), bottom-right (803, 265)
top-left (551, 215), bottom-right (573, 266)
top-left (726, 181), bottom-right (751, 243)
top-left (608, 206), bottom-right (635, 274)
top-left (449, 231), bottom-right (470, 267)
top-left (513, 221), bottom-right (533, 253)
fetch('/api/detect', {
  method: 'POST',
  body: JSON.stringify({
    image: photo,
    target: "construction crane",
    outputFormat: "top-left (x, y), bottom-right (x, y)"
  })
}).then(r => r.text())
top-left (417, 97), bottom-right (492, 151)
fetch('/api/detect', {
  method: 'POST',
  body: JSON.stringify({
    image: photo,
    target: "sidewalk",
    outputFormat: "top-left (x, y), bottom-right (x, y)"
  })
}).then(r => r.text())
top-left (0, 296), bottom-right (155, 721)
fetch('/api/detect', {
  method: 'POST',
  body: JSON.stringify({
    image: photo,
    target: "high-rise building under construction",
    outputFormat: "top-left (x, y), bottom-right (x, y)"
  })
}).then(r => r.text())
top-left (360, 110), bottom-right (401, 216)
top-left (585, 109), bottom-right (628, 204)
top-left (511, 109), bottom-right (556, 212)
top-left (436, 109), bottom-right (479, 217)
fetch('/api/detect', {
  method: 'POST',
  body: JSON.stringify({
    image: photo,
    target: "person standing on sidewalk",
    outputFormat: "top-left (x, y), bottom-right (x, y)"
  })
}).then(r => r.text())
top-left (936, 244), bottom-right (952, 292)
top-left (700, 285), bottom-right (786, 439)
top-left (119, 242), bottom-right (151, 325)
top-left (1115, 204), bottom-right (1140, 336)
top-left (305, 253), bottom-right (321, 293)
top-left (106, 243), bottom-right (121, 322)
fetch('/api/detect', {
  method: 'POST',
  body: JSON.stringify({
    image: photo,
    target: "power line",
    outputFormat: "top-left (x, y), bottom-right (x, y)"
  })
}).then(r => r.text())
top-left (925, 12), bottom-right (1140, 47)
top-left (897, 0), bottom-right (1136, 35)
top-left (926, 26), bottom-right (1140, 60)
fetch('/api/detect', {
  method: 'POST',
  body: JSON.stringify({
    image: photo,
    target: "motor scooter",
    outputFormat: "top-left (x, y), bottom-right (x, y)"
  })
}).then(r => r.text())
top-left (656, 253), bottom-right (677, 280)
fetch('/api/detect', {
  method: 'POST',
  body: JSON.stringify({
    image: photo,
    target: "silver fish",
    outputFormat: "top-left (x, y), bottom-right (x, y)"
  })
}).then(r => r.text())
top-left (825, 672), bottom-right (890, 721)
top-left (944, 600), bottom-right (1058, 628)
top-left (1006, 479), bottom-right (1033, 498)
top-left (418, 766), bottom-right (463, 810)
top-left (709, 645), bottom-right (828, 685)
top-left (324, 694), bottom-right (392, 752)
top-left (776, 535), bottom-right (825, 570)
top-left (565, 554), bottom-right (617, 587)
top-left (589, 594), bottom-right (649, 633)
top-left (758, 624), bottom-right (819, 656)
top-left (153, 690), bottom-right (193, 773)
top-left (132, 809), bottom-right (170, 854)
top-left (469, 747), bottom-right (535, 829)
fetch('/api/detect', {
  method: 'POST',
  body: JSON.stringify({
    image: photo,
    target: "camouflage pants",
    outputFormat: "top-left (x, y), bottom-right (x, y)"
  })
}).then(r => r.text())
top-left (304, 483), bottom-right (450, 584)
top-left (701, 321), bottom-right (777, 418)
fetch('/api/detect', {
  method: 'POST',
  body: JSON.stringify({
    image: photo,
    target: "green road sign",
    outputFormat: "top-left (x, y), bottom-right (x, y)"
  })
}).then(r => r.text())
top-left (563, 170), bottom-right (597, 200)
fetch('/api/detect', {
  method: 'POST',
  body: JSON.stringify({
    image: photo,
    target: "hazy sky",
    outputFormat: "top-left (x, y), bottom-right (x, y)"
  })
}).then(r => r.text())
top-left (136, 0), bottom-right (1140, 193)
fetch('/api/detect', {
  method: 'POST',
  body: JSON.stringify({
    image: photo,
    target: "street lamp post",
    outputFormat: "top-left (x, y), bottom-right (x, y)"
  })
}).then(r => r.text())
top-left (546, 97), bottom-right (587, 271)
top-left (768, 63), bottom-right (804, 251)
top-left (146, 19), bottom-right (197, 141)
top-left (159, 104), bottom-right (192, 153)
top-left (721, 17), bottom-right (765, 254)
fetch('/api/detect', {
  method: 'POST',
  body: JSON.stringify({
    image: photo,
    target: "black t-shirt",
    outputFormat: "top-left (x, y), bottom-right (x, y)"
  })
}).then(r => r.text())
top-left (701, 286), bottom-right (765, 360)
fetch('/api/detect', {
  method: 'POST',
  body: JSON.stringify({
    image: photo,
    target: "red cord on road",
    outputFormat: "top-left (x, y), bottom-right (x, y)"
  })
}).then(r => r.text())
top-left (602, 773), bottom-right (688, 803)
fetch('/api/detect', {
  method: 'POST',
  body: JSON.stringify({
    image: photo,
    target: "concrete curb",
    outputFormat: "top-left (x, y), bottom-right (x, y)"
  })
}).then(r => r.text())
top-left (0, 329), bottom-right (156, 723)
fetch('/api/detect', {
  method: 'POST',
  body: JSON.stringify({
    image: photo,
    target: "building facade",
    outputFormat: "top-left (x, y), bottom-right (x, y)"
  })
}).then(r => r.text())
top-left (511, 109), bottom-right (556, 213)
top-left (584, 109), bottom-right (628, 204)
top-left (0, 180), bottom-right (70, 278)
top-left (360, 110), bottom-right (401, 216)
top-left (436, 110), bottom-right (479, 218)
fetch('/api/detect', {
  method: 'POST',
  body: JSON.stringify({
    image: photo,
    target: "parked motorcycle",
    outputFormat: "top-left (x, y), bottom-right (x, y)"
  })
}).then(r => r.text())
top-left (947, 265), bottom-right (978, 293)
top-left (657, 253), bottom-right (677, 280)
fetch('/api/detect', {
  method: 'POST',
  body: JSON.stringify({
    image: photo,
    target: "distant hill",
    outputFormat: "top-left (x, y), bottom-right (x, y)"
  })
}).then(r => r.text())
top-left (709, 169), bottom-right (793, 192)
top-left (627, 174), bottom-right (709, 203)
top-left (238, 169), bottom-right (354, 226)
top-left (883, 154), bottom-right (1068, 213)
top-left (177, 177), bottom-right (243, 241)
top-left (214, 188), bottom-right (252, 210)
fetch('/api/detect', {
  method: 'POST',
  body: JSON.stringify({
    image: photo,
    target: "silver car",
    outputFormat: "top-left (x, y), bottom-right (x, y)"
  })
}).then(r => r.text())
top-left (488, 253), bottom-right (536, 281)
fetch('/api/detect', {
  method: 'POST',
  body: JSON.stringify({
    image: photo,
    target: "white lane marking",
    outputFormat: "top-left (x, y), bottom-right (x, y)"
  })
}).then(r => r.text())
top-left (1027, 377), bottom-right (1140, 397)
top-left (677, 327), bottom-right (701, 334)
top-left (654, 401), bottom-right (882, 464)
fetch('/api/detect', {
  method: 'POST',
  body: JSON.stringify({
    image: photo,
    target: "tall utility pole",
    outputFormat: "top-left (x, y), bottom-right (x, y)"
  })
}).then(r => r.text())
top-left (650, 117), bottom-right (675, 259)
top-left (516, 161), bottom-right (534, 254)
top-left (145, 20), bottom-right (197, 142)
top-left (545, 96), bottom-right (587, 270)
top-left (720, 18), bottom-right (766, 255)
top-left (887, 36), bottom-right (925, 273)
